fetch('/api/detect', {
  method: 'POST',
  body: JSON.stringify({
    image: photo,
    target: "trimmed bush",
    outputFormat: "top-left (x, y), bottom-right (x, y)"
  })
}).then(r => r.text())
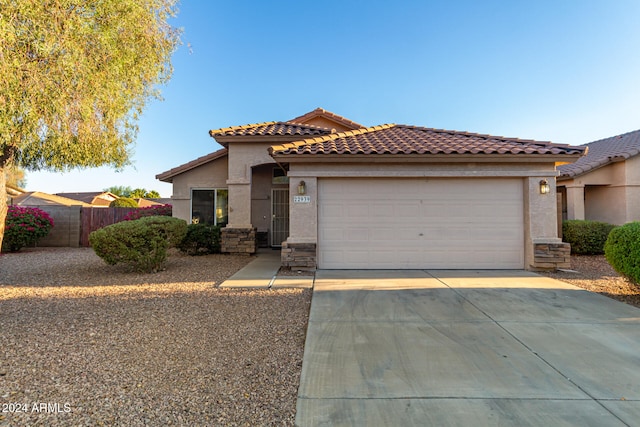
top-left (2, 206), bottom-right (54, 252)
top-left (123, 204), bottom-right (172, 221)
top-left (110, 197), bottom-right (138, 207)
top-left (562, 220), bottom-right (617, 255)
top-left (89, 216), bottom-right (187, 272)
top-left (135, 216), bottom-right (187, 247)
top-left (178, 223), bottom-right (221, 255)
top-left (604, 222), bottom-right (640, 284)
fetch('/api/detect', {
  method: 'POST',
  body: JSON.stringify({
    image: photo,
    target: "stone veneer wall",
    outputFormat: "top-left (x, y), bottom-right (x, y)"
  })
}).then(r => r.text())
top-left (221, 228), bottom-right (256, 254)
top-left (281, 242), bottom-right (317, 270)
top-left (531, 242), bottom-right (570, 270)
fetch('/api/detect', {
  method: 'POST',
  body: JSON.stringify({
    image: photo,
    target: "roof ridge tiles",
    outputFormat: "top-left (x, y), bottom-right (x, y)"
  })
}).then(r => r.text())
top-left (268, 124), bottom-right (397, 155)
top-left (289, 107), bottom-right (365, 129)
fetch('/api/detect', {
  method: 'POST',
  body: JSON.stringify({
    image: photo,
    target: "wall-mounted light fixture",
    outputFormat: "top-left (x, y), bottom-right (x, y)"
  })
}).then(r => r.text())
top-left (539, 179), bottom-right (550, 194)
top-left (297, 180), bottom-right (306, 195)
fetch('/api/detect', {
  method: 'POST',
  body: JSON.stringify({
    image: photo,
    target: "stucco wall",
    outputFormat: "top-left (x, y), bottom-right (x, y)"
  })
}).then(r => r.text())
top-left (585, 186), bottom-right (627, 224)
top-left (226, 142), bottom-right (280, 227)
top-left (559, 158), bottom-right (640, 225)
top-left (169, 155), bottom-right (228, 223)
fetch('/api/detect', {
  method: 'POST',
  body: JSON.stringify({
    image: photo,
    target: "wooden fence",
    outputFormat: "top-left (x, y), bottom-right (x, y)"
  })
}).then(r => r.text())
top-left (79, 207), bottom-right (138, 246)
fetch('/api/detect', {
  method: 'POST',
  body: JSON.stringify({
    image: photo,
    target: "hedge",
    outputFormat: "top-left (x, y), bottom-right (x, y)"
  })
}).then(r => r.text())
top-left (604, 221), bottom-right (640, 284)
top-left (89, 216), bottom-right (187, 273)
top-left (177, 223), bottom-right (221, 255)
top-left (562, 220), bottom-right (617, 255)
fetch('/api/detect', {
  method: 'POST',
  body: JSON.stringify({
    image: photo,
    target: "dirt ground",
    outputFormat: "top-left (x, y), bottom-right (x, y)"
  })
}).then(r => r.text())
top-left (540, 254), bottom-right (640, 308)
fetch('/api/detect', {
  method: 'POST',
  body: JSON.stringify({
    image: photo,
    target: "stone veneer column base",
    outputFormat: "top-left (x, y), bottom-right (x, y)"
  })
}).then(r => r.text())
top-left (281, 242), bottom-right (317, 271)
top-left (531, 242), bottom-right (571, 270)
top-left (221, 228), bottom-right (256, 254)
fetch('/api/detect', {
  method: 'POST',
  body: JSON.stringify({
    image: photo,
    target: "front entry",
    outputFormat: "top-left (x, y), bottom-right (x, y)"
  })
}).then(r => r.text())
top-left (271, 188), bottom-right (290, 247)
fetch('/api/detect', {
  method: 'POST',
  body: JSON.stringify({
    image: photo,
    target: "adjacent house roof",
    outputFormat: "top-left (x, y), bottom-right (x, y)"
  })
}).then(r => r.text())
top-left (288, 107), bottom-right (365, 130)
top-left (56, 192), bottom-right (118, 206)
top-left (156, 148), bottom-right (228, 182)
top-left (12, 191), bottom-right (93, 207)
top-left (557, 129), bottom-right (640, 179)
top-left (269, 124), bottom-right (586, 159)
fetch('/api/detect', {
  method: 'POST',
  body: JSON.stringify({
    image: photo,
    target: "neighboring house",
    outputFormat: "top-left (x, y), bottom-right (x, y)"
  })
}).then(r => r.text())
top-left (557, 129), bottom-right (640, 225)
top-left (6, 183), bottom-right (25, 205)
top-left (11, 191), bottom-right (93, 207)
top-left (134, 198), bottom-right (166, 207)
top-left (56, 191), bottom-right (118, 207)
top-left (157, 108), bottom-right (585, 270)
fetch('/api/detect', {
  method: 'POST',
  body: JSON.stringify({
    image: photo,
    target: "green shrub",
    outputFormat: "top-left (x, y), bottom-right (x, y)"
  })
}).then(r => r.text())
top-left (562, 220), bottom-right (617, 255)
top-left (89, 216), bottom-right (187, 272)
top-left (178, 223), bottom-right (221, 255)
top-left (2, 206), bottom-right (54, 252)
top-left (135, 216), bottom-right (187, 247)
top-left (604, 222), bottom-right (640, 284)
top-left (110, 197), bottom-right (138, 207)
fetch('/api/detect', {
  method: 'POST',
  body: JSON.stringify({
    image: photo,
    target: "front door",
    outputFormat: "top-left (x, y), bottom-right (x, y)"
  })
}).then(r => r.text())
top-left (271, 189), bottom-right (290, 247)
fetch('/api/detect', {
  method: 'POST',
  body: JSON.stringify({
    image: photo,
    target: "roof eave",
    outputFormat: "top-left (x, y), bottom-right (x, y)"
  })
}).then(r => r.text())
top-left (156, 149), bottom-right (228, 182)
top-left (270, 153), bottom-right (585, 163)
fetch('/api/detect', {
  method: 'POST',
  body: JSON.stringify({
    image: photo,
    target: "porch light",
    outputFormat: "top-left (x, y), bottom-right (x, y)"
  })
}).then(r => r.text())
top-left (539, 179), bottom-right (550, 194)
top-left (297, 180), bottom-right (306, 195)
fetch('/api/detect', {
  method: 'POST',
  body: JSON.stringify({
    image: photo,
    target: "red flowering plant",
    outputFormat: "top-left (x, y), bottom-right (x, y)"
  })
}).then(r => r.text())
top-left (123, 204), bottom-right (172, 221)
top-left (2, 206), bottom-right (54, 252)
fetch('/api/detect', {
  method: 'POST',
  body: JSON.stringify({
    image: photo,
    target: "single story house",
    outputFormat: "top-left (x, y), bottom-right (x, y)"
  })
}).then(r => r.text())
top-left (56, 191), bottom-right (118, 207)
top-left (557, 129), bottom-right (640, 225)
top-left (157, 108), bottom-right (585, 270)
top-left (11, 191), bottom-right (93, 207)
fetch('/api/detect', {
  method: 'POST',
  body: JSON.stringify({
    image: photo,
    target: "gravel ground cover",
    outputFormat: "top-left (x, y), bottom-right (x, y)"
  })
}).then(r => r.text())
top-left (540, 254), bottom-right (640, 308)
top-left (0, 248), bottom-right (312, 426)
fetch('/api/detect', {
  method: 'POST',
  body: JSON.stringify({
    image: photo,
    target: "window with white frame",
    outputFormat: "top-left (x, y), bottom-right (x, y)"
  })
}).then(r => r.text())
top-left (191, 189), bottom-right (228, 226)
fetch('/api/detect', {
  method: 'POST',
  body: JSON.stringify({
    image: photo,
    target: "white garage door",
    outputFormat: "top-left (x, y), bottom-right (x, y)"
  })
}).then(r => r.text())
top-left (318, 178), bottom-right (524, 269)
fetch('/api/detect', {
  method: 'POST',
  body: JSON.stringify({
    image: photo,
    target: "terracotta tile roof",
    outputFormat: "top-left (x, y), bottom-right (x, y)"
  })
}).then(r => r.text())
top-left (156, 148), bottom-right (228, 182)
top-left (557, 129), bottom-right (640, 179)
top-left (209, 121), bottom-right (333, 139)
top-left (288, 107), bottom-right (365, 130)
top-left (269, 124), bottom-right (586, 157)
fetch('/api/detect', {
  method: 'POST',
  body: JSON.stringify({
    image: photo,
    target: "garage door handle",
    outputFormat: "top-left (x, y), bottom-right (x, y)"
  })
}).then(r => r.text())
top-left (419, 233), bottom-right (424, 236)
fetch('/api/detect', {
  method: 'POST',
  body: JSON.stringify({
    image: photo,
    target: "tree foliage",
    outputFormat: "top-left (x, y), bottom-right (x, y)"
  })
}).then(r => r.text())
top-left (104, 185), bottom-right (134, 197)
top-left (104, 186), bottom-right (161, 198)
top-left (5, 165), bottom-right (27, 189)
top-left (0, 0), bottom-right (181, 251)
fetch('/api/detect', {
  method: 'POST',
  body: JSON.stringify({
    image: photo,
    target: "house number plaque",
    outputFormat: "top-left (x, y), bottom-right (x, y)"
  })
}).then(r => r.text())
top-left (293, 195), bottom-right (311, 203)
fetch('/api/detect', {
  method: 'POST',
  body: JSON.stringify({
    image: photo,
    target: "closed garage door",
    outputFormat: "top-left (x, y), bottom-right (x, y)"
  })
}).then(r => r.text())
top-left (318, 178), bottom-right (524, 269)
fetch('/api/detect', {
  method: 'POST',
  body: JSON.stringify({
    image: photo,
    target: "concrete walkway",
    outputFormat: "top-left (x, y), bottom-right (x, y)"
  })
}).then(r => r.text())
top-left (296, 270), bottom-right (640, 426)
top-left (219, 249), bottom-right (314, 288)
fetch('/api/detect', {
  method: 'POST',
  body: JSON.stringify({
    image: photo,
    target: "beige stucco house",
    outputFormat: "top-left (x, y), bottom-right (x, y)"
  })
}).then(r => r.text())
top-left (557, 129), bottom-right (640, 225)
top-left (157, 108), bottom-right (585, 270)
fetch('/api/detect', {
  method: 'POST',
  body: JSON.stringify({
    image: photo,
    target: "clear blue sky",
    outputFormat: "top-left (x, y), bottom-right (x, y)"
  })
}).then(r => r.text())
top-left (27, 0), bottom-right (640, 197)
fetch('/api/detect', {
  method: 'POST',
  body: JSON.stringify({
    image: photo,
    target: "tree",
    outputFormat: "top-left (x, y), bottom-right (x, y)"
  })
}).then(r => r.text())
top-left (5, 165), bottom-right (27, 189)
top-left (0, 1), bottom-right (181, 251)
top-left (104, 186), bottom-right (160, 198)
top-left (104, 186), bottom-right (134, 197)
top-left (131, 188), bottom-right (161, 198)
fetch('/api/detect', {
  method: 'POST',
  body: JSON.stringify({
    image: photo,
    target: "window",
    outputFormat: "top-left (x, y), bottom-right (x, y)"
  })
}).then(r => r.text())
top-left (272, 167), bottom-right (289, 184)
top-left (191, 189), bottom-right (228, 226)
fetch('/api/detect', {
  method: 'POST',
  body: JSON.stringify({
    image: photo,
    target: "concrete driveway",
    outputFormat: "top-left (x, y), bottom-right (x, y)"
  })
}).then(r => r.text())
top-left (296, 270), bottom-right (640, 426)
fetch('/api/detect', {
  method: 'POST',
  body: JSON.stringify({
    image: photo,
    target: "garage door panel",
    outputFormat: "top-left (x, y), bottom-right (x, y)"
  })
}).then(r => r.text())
top-left (318, 178), bottom-right (524, 269)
